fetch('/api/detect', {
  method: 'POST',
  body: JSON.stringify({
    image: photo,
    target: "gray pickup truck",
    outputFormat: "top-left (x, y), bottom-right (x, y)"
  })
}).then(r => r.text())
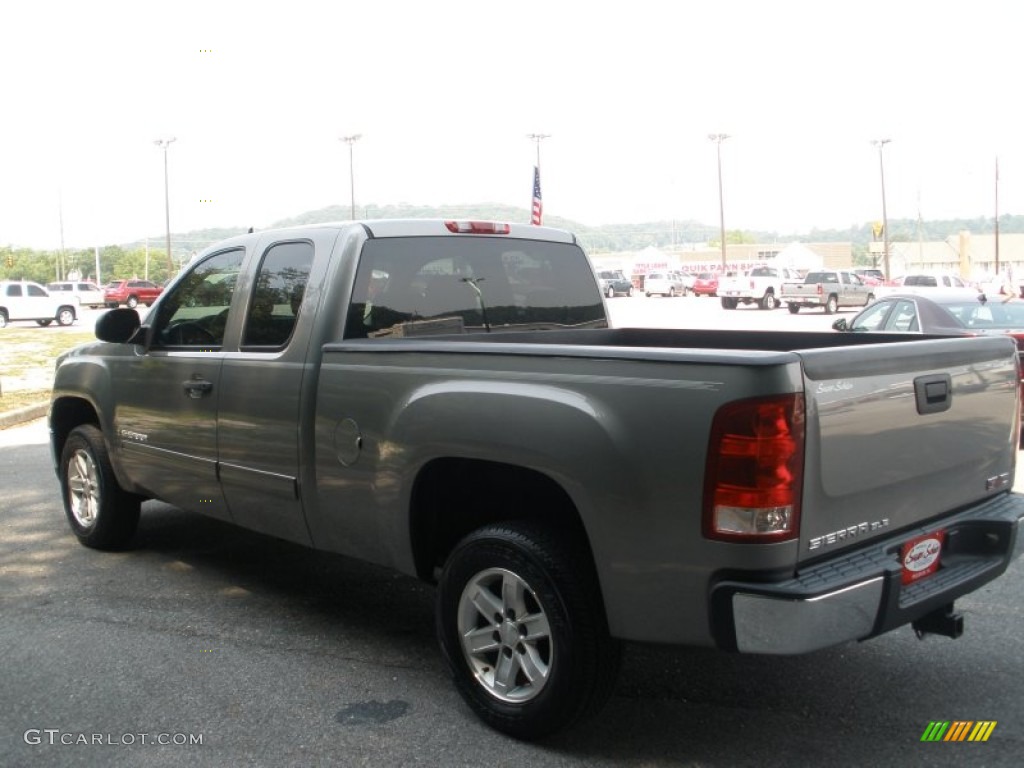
top-left (782, 269), bottom-right (875, 314)
top-left (49, 219), bottom-right (1024, 740)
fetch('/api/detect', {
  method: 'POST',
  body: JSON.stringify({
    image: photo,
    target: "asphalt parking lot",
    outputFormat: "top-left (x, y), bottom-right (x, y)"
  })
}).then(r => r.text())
top-left (3, 295), bottom-right (1022, 766)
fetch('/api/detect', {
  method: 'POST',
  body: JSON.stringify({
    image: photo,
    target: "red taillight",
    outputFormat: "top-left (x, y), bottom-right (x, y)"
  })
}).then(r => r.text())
top-left (444, 220), bottom-right (511, 234)
top-left (816, 283), bottom-right (824, 295)
top-left (703, 393), bottom-right (805, 542)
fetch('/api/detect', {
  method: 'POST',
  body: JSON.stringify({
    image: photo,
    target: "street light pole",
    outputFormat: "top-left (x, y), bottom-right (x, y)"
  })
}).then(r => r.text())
top-left (708, 133), bottom-right (730, 268)
top-left (154, 137), bottom-right (176, 276)
top-left (872, 138), bottom-right (891, 281)
top-left (340, 134), bottom-right (362, 220)
top-left (527, 132), bottom-right (550, 171)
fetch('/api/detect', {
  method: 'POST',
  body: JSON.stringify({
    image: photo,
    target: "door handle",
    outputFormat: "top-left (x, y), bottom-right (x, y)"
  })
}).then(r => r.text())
top-left (914, 374), bottom-right (952, 415)
top-left (183, 377), bottom-right (213, 399)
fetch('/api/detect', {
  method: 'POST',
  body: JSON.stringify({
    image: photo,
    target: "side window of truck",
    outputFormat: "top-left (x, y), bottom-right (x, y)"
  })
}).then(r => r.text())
top-left (242, 241), bottom-right (314, 349)
top-left (150, 248), bottom-right (244, 349)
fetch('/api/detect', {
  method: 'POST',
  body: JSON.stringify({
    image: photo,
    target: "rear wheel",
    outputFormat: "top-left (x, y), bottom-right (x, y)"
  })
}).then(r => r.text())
top-left (606, 285), bottom-right (615, 299)
top-left (126, 295), bottom-right (139, 309)
top-left (721, 297), bottom-right (738, 309)
top-left (37, 319), bottom-right (53, 326)
top-left (824, 295), bottom-right (838, 314)
top-left (760, 291), bottom-right (777, 310)
top-left (60, 425), bottom-right (141, 550)
top-left (437, 522), bottom-right (621, 741)
top-left (788, 303), bottom-right (800, 314)
top-left (0, 310), bottom-right (8, 328)
top-left (57, 307), bottom-right (75, 326)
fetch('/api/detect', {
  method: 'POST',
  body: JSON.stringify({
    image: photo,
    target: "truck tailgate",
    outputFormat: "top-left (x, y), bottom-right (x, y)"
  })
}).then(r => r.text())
top-left (797, 336), bottom-right (1018, 562)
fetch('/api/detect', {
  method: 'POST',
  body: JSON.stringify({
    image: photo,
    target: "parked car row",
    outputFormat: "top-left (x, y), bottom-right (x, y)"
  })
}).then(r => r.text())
top-left (0, 277), bottom-right (166, 328)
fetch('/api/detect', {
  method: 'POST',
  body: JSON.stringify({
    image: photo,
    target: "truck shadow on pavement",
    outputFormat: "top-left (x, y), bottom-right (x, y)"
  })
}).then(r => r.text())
top-left (21, 497), bottom-right (1015, 766)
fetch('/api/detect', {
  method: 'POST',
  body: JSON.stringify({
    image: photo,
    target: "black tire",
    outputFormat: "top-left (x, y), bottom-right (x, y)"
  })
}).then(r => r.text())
top-left (0, 310), bottom-right (8, 328)
top-left (788, 303), bottom-right (800, 314)
top-left (824, 295), bottom-right (838, 315)
top-left (37, 319), bottom-right (53, 326)
top-left (126, 295), bottom-right (139, 309)
top-left (57, 307), bottom-right (75, 326)
top-left (721, 297), bottom-right (737, 310)
top-left (668, 287), bottom-right (676, 297)
top-left (436, 522), bottom-right (621, 741)
top-left (626, 287), bottom-right (633, 297)
top-left (760, 291), bottom-right (777, 310)
top-left (866, 293), bottom-right (875, 305)
top-left (606, 285), bottom-right (615, 299)
top-left (59, 425), bottom-right (141, 550)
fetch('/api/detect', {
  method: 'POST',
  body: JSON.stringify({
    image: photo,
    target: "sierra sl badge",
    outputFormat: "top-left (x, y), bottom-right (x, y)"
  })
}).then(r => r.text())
top-left (901, 531), bottom-right (945, 585)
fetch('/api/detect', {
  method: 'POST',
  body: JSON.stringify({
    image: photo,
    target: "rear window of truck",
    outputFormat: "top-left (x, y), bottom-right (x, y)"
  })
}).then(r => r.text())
top-left (345, 236), bottom-right (607, 339)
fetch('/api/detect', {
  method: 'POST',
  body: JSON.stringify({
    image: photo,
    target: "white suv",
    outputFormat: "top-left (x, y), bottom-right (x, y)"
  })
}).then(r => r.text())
top-left (644, 271), bottom-right (685, 297)
top-left (47, 280), bottom-right (105, 308)
top-left (0, 280), bottom-right (78, 328)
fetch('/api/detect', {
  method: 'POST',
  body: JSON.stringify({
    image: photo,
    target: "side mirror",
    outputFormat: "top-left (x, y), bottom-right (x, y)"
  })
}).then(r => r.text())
top-left (96, 308), bottom-right (141, 343)
top-left (831, 318), bottom-right (849, 332)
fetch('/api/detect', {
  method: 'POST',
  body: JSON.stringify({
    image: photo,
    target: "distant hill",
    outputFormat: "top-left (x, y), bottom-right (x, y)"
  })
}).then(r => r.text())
top-left (153, 205), bottom-right (1024, 259)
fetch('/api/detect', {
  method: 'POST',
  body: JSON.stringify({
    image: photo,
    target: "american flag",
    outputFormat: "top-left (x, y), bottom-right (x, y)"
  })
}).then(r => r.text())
top-left (531, 165), bottom-right (543, 226)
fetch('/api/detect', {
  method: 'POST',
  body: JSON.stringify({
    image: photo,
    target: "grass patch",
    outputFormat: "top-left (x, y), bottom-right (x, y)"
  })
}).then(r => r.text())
top-left (0, 389), bottom-right (51, 411)
top-left (1, 327), bottom-right (96, 406)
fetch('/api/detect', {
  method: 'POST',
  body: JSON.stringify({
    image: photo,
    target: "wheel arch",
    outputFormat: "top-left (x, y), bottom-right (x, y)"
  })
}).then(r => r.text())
top-left (49, 396), bottom-right (101, 468)
top-left (409, 457), bottom-right (594, 584)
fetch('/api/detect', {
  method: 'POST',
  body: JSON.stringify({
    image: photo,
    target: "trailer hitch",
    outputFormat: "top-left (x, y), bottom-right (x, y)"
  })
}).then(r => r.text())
top-left (913, 603), bottom-right (964, 640)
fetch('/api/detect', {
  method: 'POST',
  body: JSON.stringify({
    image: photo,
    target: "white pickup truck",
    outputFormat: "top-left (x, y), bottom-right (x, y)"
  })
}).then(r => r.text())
top-left (718, 265), bottom-right (803, 310)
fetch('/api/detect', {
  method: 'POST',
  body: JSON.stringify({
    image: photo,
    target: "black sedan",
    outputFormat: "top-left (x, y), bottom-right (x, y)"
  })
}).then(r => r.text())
top-left (832, 290), bottom-right (1024, 339)
top-left (834, 291), bottom-right (1024, 441)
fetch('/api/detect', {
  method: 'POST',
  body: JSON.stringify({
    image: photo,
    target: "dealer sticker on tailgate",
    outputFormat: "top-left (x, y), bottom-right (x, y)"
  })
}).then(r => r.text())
top-left (901, 531), bottom-right (945, 585)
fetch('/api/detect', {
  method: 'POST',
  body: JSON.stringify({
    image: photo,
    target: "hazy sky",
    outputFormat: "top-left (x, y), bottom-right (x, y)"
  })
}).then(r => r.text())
top-left (2, 0), bottom-right (1021, 251)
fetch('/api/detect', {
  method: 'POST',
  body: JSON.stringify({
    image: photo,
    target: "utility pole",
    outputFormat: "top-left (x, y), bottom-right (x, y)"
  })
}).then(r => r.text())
top-left (340, 134), bottom-right (362, 220)
top-left (154, 138), bottom-right (177, 275)
top-left (994, 156), bottom-right (1000, 276)
top-left (872, 139), bottom-right (891, 281)
top-left (708, 133), bottom-right (730, 268)
top-left (527, 133), bottom-right (550, 171)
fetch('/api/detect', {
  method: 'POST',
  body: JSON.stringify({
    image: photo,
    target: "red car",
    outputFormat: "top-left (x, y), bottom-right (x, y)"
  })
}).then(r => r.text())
top-left (691, 272), bottom-right (719, 297)
top-left (104, 279), bottom-right (164, 309)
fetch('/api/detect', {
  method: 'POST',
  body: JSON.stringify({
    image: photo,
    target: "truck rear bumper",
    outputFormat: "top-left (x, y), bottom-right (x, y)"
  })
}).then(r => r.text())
top-left (710, 492), bottom-right (1024, 654)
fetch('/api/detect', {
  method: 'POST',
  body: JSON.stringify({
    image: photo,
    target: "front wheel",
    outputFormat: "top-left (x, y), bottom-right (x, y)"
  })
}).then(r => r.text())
top-left (126, 295), bottom-right (139, 309)
top-left (60, 425), bottom-right (141, 550)
top-left (57, 307), bottom-right (75, 326)
top-left (606, 285), bottom-right (615, 299)
top-left (436, 522), bottom-right (621, 741)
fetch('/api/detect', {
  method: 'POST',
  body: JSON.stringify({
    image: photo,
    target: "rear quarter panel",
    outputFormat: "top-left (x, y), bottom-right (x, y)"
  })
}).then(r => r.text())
top-left (309, 342), bottom-right (806, 645)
